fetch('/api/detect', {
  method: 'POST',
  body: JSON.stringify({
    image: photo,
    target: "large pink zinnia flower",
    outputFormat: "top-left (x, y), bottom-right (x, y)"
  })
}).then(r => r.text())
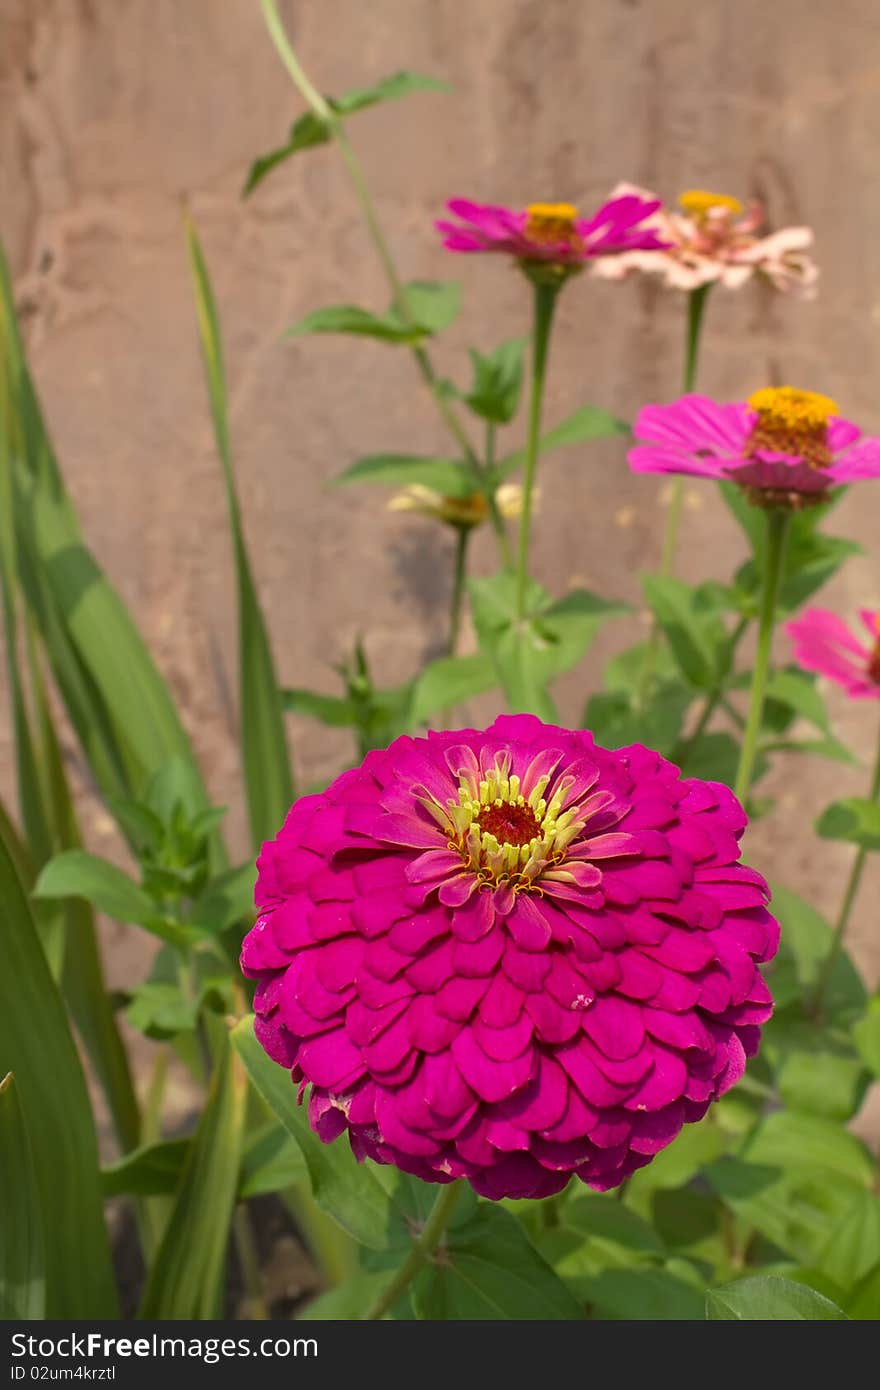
top-left (787, 607), bottom-right (880, 700)
top-left (630, 387), bottom-right (880, 509)
top-left (435, 194), bottom-right (668, 269)
top-left (593, 185), bottom-right (818, 297)
top-left (241, 715), bottom-right (777, 1201)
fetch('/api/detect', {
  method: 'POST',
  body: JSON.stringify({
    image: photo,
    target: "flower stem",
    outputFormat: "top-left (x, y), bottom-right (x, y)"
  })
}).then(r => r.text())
top-left (733, 509), bottom-right (789, 803)
top-left (635, 285), bottom-right (711, 712)
top-left (659, 284), bottom-right (711, 580)
top-left (674, 615), bottom-right (749, 759)
top-left (363, 1180), bottom-right (462, 1320)
top-left (259, 0), bottom-right (511, 566)
top-left (811, 717), bottom-right (880, 1018)
top-left (447, 527), bottom-right (469, 658)
top-left (516, 281), bottom-right (559, 620)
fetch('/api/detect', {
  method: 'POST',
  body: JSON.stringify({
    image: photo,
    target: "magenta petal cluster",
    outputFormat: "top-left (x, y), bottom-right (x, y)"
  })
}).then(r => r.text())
top-left (787, 607), bottom-right (880, 699)
top-left (435, 194), bottom-right (668, 266)
top-left (629, 392), bottom-right (880, 505)
top-left (241, 715), bottom-right (777, 1201)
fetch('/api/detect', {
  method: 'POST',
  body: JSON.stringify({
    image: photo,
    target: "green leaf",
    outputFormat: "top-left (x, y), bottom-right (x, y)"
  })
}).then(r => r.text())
top-left (494, 403), bottom-right (629, 485)
top-left (463, 337), bottom-right (527, 424)
top-left (0, 835), bottom-right (116, 1315)
top-left (411, 1202), bottom-right (582, 1319)
top-left (140, 1030), bottom-right (246, 1317)
top-left (282, 687), bottom-right (357, 726)
top-left (642, 575), bottom-right (732, 690)
top-left (813, 1190), bottom-right (880, 1293)
top-left (470, 573), bottom-right (626, 718)
top-left (762, 668), bottom-right (830, 733)
top-left (816, 797), bottom-right (880, 850)
top-left (743, 1109), bottom-right (874, 1187)
top-left (231, 1014), bottom-right (401, 1248)
top-left (300, 1272), bottom-right (400, 1320)
top-left (410, 652), bottom-right (497, 724)
top-left (1, 246), bottom-right (212, 820)
top-left (678, 732), bottom-right (744, 787)
top-left (34, 848), bottom-right (155, 926)
top-left (768, 1026), bottom-right (870, 1122)
top-left (395, 280), bottom-right (461, 334)
top-left (333, 454), bottom-right (476, 496)
top-left (847, 1262), bottom-right (880, 1319)
top-left (766, 884), bottom-right (866, 1021)
top-left (585, 685), bottom-right (691, 758)
top-left (288, 303), bottom-right (425, 343)
top-left (190, 862), bottom-right (256, 934)
top-left (244, 71), bottom-right (450, 194)
top-left (187, 218), bottom-right (294, 850)
top-left (101, 1137), bottom-right (190, 1197)
top-left (579, 1267), bottom-right (704, 1320)
top-left (0, 1072), bottom-right (46, 1318)
top-left (240, 1122), bottom-right (307, 1198)
top-left (706, 1274), bottom-right (848, 1320)
top-left (853, 996), bottom-right (880, 1077)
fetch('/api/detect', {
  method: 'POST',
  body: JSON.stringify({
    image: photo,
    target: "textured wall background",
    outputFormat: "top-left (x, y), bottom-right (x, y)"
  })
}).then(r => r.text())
top-left (1, 0), bottom-right (879, 1005)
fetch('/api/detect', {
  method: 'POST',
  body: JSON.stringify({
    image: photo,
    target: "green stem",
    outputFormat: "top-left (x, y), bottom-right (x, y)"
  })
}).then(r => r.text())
top-left (658, 285), bottom-right (710, 579)
top-left (811, 718), bottom-right (880, 1017)
top-left (636, 286), bottom-right (711, 711)
top-left (259, 1), bottom-right (514, 564)
top-left (447, 527), bottom-right (469, 658)
top-left (363, 1181), bottom-right (462, 1320)
top-left (733, 510), bottom-right (790, 802)
top-left (516, 281), bottom-right (559, 620)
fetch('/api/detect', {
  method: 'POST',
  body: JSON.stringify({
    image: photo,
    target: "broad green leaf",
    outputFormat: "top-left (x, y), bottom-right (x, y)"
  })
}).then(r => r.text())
top-left (539, 1193), bottom-right (665, 1282)
top-left (140, 1030), bottom-right (246, 1317)
top-left (187, 219), bottom-right (294, 850)
top-left (300, 1273), bottom-right (400, 1320)
top-left (652, 1188), bottom-right (724, 1251)
top-left (333, 454), bottom-right (476, 496)
top-left (627, 1121), bottom-right (729, 1194)
top-left (706, 1274), bottom-right (847, 1320)
top-left (813, 1190), bottom-right (880, 1293)
top-left (411, 1202), bottom-right (582, 1320)
top-left (0, 1072), bottom-right (45, 1319)
top-left (240, 1121), bottom-right (307, 1198)
top-left (395, 280), bottom-right (460, 334)
top-left (471, 573), bottom-right (626, 718)
top-left (766, 884), bottom-right (866, 1021)
top-left (35, 848), bottom-right (155, 926)
top-left (410, 652), bottom-right (497, 723)
top-left (742, 1110), bottom-right (874, 1187)
top-left (244, 71), bottom-right (449, 194)
top-left (493, 404), bottom-right (629, 484)
top-left (816, 797), bottom-right (880, 850)
top-left (761, 667), bottom-right (830, 733)
top-left (288, 303), bottom-right (425, 343)
top-left (585, 684), bottom-right (691, 758)
top-left (678, 732), bottom-right (745, 787)
top-left (190, 862), bottom-right (256, 934)
top-left (231, 1014), bottom-right (401, 1248)
top-left (847, 1262), bottom-right (880, 1319)
top-left (101, 1137), bottom-right (190, 1197)
top-left (579, 1267), bottom-right (704, 1320)
top-left (769, 1027), bottom-right (870, 1122)
top-left (642, 575), bottom-right (732, 690)
top-left (0, 835), bottom-right (116, 1315)
top-left (463, 337), bottom-right (527, 424)
top-left (853, 996), bottom-right (880, 1077)
top-left (283, 688), bottom-right (357, 727)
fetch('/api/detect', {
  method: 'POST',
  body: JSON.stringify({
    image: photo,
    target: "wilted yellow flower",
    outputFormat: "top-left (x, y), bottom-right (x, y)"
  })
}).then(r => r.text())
top-left (388, 482), bottom-right (532, 529)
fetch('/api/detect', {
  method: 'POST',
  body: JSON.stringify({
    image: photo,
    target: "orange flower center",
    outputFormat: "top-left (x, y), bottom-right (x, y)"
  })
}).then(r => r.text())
top-left (476, 801), bottom-right (541, 847)
top-left (746, 386), bottom-right (838, 469)
top-left (524, 202), bottom-right (581, 247)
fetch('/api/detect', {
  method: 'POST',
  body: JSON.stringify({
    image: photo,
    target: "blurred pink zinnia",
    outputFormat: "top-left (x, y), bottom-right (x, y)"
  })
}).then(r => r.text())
top-left (241, 715), bottom-right (777, 1201)
top-left (787, 608), bottom-right (880, 700)
top-left (630, 387), bottom-right (880, 509)
top-left (435, 194), bottom-right (668, 271)
top-left (593, 185), bottom-right (818, 297)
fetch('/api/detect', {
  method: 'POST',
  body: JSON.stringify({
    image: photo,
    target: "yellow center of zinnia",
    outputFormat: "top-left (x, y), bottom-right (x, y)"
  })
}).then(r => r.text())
top-left (444, 752), bottom-right (587, 888)
top-left (746, 386), bottom-right (838, 470)
top-left (678, 189), bottom-right (744, 218)
top-left (524, 202), bottom-right (580, 245)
